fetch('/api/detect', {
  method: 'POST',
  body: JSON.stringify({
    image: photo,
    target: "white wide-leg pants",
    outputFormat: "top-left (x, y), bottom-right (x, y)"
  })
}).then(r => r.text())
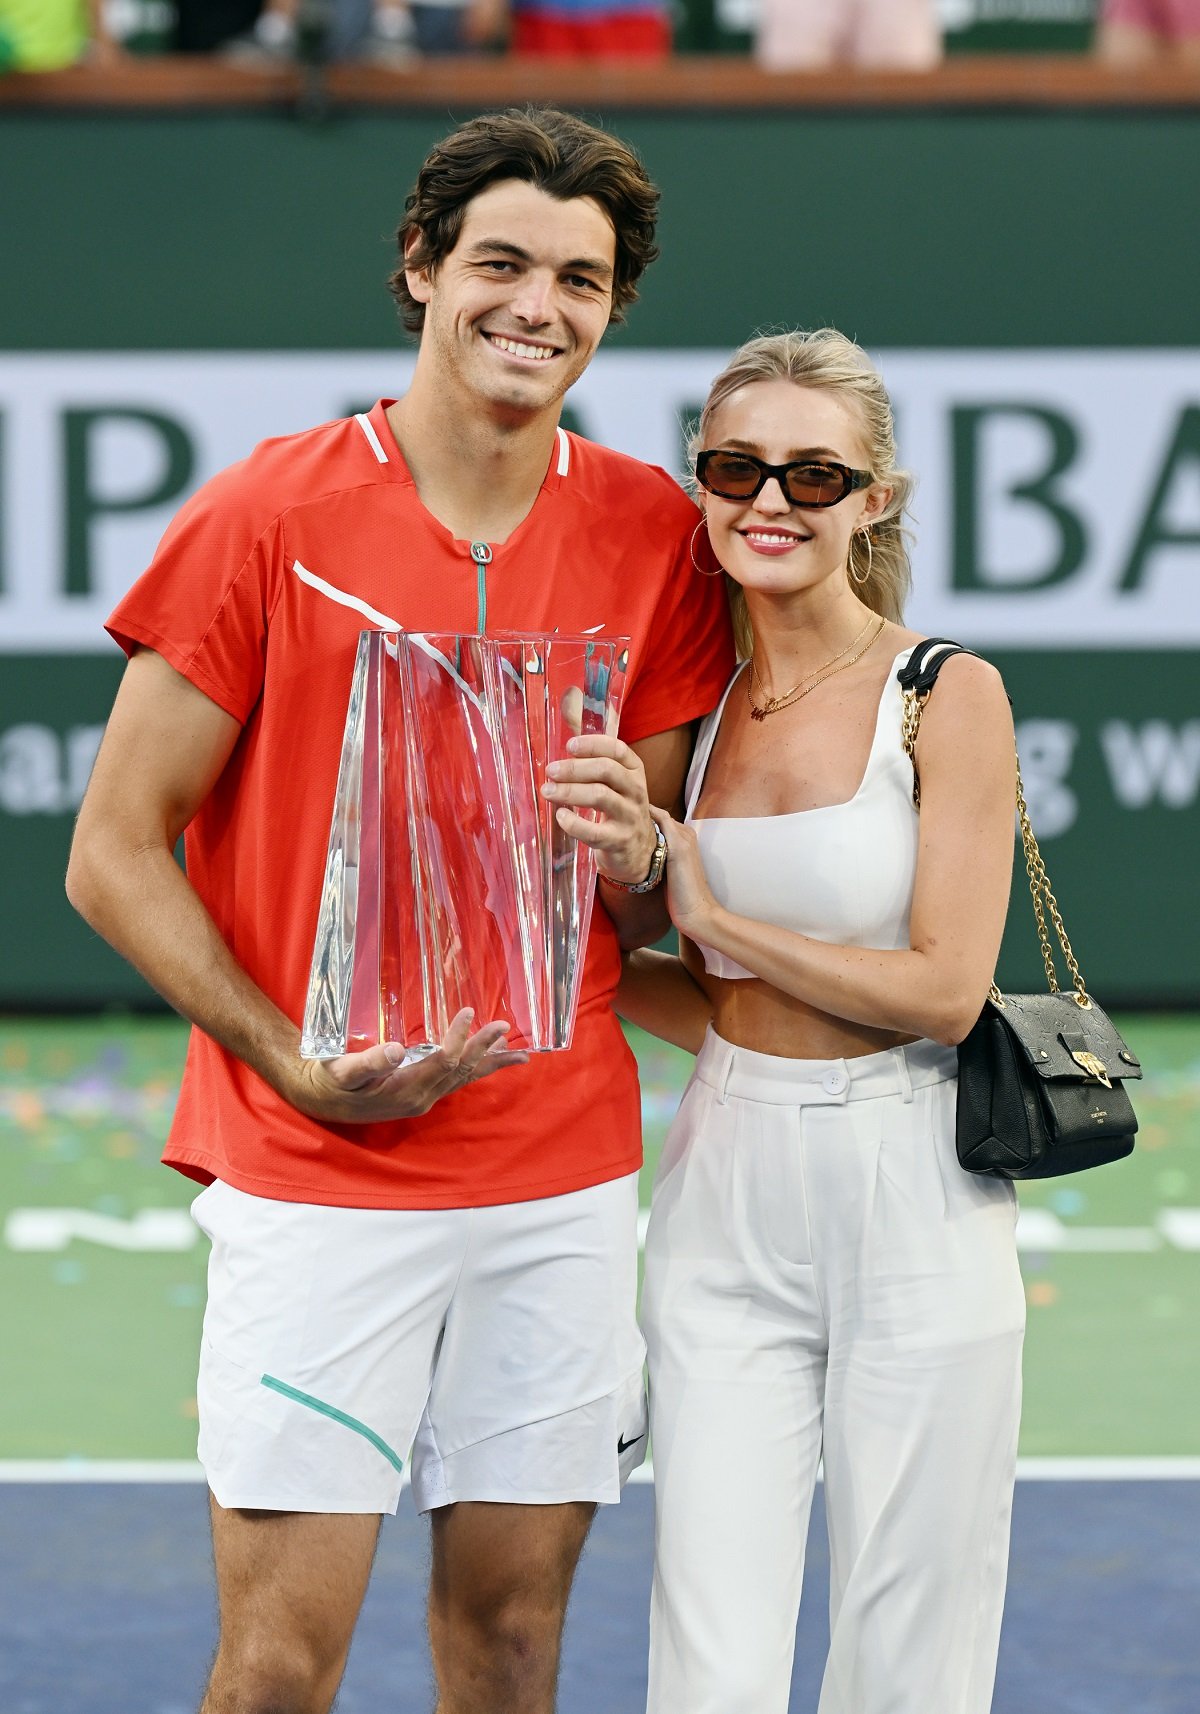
top-left (643, 1031), bottom-right (1025, 1714)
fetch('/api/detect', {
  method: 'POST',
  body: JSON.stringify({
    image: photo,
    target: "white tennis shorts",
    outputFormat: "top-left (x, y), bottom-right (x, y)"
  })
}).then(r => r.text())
top-left (190, 1173), bottom-right (647, 1515)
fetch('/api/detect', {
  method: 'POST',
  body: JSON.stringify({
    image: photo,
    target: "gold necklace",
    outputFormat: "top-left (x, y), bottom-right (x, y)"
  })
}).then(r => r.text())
top-left (747, 615), bottom-right (886, 722)
top-left (749, 613), bottom-right (875, 711)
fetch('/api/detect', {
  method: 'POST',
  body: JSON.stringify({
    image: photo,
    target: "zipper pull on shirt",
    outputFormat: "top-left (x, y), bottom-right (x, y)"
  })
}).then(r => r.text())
top-left (469, 541), bottom-right (493, 634)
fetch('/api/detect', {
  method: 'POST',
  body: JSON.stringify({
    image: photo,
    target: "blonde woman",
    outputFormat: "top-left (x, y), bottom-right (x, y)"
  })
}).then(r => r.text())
top-left (619, 330), bottom-right (1025, 1714)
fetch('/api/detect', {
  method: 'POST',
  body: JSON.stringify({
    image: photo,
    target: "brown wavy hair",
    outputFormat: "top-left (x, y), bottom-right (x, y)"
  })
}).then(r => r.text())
top-left (389, 107), bottom-right (660, 334)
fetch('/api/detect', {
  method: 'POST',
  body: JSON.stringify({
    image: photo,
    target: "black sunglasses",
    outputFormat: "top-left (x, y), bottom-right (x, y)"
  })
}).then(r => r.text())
top-left (696, 449), bottom-right (873, 509)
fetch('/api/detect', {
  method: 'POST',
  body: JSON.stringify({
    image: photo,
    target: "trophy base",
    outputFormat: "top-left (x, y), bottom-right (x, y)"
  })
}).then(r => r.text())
top-left (298, 1039), bottom-right (556, 1062)
top-left (297, 1037), bottom-right (442, 1063)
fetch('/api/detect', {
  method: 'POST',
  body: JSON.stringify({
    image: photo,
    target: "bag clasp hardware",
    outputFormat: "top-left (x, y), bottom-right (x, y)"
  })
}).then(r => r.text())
top-left (1071, 1049), bottom-right (1112, 1090)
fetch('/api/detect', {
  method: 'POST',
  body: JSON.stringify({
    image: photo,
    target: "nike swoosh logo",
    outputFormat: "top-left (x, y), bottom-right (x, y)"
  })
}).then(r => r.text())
top-left (617, 1432), bottom-right (645, 1455)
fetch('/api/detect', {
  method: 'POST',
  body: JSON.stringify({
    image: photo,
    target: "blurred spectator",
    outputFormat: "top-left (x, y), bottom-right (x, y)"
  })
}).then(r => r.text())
top-left (0, 0), bottom-right (124, 70)
top-left (223, 0), bottom-right (498, 60)
top-left (407, 0), bottom-right (503, 54)
top-left (501, 0), bottom-right (671, 58)
top-left (174, 0), bottom-right (262, 53)
top-left (1096, 0), bottom-right (1200, 63)
top-left (224, 0), bottom-right (374, 62)
top-left (756, 0), bottom-right (942, 70)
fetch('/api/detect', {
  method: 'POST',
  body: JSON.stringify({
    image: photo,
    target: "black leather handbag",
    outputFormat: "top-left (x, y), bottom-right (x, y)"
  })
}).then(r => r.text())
top-left (899, 639), bottom-right (1141, 1180)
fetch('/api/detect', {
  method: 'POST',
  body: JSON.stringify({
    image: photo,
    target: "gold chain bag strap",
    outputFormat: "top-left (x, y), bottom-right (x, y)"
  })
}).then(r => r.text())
top-left (900, 639), bottom-right (1141, 1179)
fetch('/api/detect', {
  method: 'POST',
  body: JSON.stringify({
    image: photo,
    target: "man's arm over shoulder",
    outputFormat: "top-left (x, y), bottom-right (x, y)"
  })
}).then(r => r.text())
top-left (68, 650), bottom-right (525, 1123)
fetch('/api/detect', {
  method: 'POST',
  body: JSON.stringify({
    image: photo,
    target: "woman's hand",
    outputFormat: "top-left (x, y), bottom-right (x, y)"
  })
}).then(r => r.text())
top-left (651, 808), bottom-right (721, 944)
top-left (543, 734), bottom-right (658, 886)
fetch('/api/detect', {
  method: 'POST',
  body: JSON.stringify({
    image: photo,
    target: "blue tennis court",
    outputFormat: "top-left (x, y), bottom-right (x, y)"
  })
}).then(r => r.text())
top-left (1, 1474), bottom-right (1198, 1712)
top-left (3, 1015), bottom-right (1198, 1709)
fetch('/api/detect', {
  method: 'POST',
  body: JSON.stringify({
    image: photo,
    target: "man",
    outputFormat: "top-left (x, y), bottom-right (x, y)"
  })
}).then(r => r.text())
top-left (500, 0), bottom-right (672, 58)
top-left (67, 107), bottom-right (732, 1714)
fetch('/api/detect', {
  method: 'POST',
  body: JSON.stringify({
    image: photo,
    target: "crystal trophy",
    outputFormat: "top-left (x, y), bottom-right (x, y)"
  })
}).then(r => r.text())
top-left (301, 632), bottom-right (629, 1059)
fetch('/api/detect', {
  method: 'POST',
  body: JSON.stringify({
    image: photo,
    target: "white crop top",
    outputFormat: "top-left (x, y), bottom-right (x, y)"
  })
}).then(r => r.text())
top-left (684, 648), bottom-right (919, 980)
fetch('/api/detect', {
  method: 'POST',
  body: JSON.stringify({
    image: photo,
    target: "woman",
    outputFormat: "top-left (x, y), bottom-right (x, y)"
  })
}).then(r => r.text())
top-left (620, 330), bottom-right (1026, 1713)
top-left (756, 0), bottom-right (942, 71)
top-left (1096, 0), bottom-right (1200, 67)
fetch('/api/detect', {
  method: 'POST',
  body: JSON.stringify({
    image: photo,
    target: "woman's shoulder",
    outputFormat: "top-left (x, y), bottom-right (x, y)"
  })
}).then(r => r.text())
top-left (902, 635), bottom-right (1011, 739)
top-left (897, 630), bottom-right (1006, 696)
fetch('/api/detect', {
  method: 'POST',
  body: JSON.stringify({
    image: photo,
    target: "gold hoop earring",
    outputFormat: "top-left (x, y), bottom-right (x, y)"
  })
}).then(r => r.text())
top-left (851, 527), bottom-right (873, 587)
top-left (691, 519), bottom-right (724, 577)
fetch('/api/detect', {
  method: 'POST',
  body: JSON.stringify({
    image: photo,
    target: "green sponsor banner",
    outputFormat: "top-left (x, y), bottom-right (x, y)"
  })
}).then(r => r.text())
top-left (4, 109), bottom-right (1200, 353)
top-left (676, 0), bottom-right (1096, 55)
top-left (988, 650), bottom-right (1197, 1004)
top-left (1, 649), bottom-right (1194, 1007)
top-left (941, 0), bottom-right (1096, 54)
top-left (0, 106), bottom-right (1196, 1006)
top-left (1, 655), bottom-right (126, 1006)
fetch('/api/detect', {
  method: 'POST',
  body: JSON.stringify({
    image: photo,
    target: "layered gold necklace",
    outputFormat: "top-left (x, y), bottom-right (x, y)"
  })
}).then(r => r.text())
top-left (747, 614), bottom-right (887, 722)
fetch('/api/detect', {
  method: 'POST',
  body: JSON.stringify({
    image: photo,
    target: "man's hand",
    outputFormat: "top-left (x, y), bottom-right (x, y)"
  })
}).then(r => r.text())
top-left (287, 1010), bottom-right (528, 1124)
top-left (542, 735), bottom-right (657, 886)
top-left (67, 651), bottom-right (530, 1131)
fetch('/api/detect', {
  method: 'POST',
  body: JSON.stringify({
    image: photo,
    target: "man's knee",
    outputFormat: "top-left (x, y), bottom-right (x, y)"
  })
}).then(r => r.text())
top-left (203, 1633), bottom-right (347, 1714)
top-left (430, 1586), bottom-right (565, 1709)
top-left (427, 1500), bottom-right (591, 1705)
top-left (451, 1582), bottom-right (564, 1641)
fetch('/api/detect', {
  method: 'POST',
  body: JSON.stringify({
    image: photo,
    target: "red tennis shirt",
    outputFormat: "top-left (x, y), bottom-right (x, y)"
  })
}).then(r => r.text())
top-left (107, 401), bottom-right (733, 1208)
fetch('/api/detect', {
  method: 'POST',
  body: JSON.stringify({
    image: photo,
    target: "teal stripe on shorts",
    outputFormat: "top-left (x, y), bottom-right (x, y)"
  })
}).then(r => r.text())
top-left (260, 1374), bottom-right (405, 1474)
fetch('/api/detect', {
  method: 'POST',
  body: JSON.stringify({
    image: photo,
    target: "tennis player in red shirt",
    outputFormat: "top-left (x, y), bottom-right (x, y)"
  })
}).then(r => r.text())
top-left (67, 107), bottom-right (732, 1714)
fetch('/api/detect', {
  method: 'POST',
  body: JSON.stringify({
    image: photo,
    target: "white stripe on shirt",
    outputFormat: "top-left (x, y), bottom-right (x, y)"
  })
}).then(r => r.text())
top-left (354, 412), bottom-right (390, 464)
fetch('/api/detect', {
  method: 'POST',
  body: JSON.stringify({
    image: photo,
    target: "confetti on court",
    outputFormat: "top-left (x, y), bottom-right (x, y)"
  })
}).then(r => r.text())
top-left (0, 1014), bottom-right (1197, 1461)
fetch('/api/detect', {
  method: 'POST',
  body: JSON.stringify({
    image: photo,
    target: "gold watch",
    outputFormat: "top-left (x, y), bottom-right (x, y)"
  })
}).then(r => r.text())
top-left (601, 820), bottom-right (668, 893)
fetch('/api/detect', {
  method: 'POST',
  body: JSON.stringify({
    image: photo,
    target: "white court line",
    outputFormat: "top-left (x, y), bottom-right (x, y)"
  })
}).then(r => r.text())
top-left (7, 1206), bottom-right (1197, 1256)
top-left (1012, 1457), bottom-right (1200, 1481)
top-left (2, 1458), bottom-right (1199, 1484)
top-left (635, 1207), bottom-right (1200, 1255)
top-left (0, 1461), bottom-right (209, 1483)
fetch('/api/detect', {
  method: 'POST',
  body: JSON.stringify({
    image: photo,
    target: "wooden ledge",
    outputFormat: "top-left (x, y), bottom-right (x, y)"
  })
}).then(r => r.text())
top-left (2, 53), bottom-right (1200, 113)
